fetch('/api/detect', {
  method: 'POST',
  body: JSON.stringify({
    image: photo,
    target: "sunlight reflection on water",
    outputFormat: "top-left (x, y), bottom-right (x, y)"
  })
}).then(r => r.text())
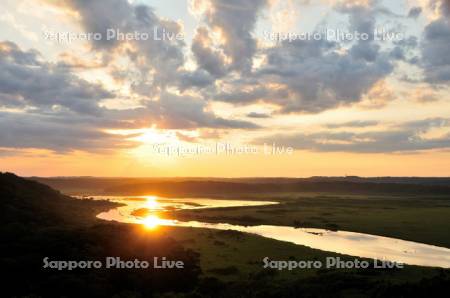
top-left (84, 195), bottom-right (450, 268)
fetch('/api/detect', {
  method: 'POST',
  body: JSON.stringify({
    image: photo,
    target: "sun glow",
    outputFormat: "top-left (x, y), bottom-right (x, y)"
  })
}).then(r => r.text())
top-left (145, 196), bottom-right (160, 209)
top-left (132, 127), bottom-right (178, 144)
top-left (142, 215), bottom-right (161, 229)
top-left (141, 214), bottom-right (176, 229)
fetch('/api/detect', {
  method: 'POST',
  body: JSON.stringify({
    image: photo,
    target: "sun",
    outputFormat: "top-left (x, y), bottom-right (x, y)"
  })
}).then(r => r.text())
top-left (142, 215), bottom-right (161, 229)
top-left (140, 214), bottom-right (177, 230)
top-left (132, 127), bottom-right (177, 144)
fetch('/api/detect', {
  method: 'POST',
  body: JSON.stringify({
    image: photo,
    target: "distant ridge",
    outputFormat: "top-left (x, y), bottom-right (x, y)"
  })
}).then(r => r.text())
top-left (31, 175), bottom-right (450, 196)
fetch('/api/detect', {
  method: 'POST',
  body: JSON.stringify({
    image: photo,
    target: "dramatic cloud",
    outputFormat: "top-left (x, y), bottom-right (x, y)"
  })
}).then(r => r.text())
top-left (0, 97), bottom-right (257, 153)
top-left (0, 40), bottom-right (258, 152)
top-left (48, 0), bottom-right (408, 116)
top-left (57, 0), bottom-right (186, 92)
top-left (1, 0), bottom-right (448, 157)
top-left (257, 38), bottom-right (393, 113)
top-left (208, 1), bottom-right (399, 113)
top-left (0, 111), bottom-right (138, 152)
top-left (256, 118), bottom-right (450, 153)
top-left (145, 92), bottom-right (260, 129)
top-left (214, 84), bottom-right (289, 105)
top-left (198, 0), bottom-right (268, 73)
top-left (191, 26), bottom-right (227, 78)
top-left (421, 18), bottom-right (450, 83)
top-left (0, 41), bottom-right (112, 114)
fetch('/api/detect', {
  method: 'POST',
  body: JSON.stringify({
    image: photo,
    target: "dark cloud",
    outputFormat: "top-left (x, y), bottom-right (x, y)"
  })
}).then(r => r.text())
top-left (325, 120), bottom-right (379, 129)
top-left (207, 1), bottom-right (397, 114)
top-left (66, 0), bottom-right (132, 49)
top-left (0, 111), bottom-right (138, 153)
top-left (390, 37), bottom-right (418, 62)
top-left (0, 41), bottom-right (111, 115)
top-left (61, 0), bottom-right (186, 92)
top-left (191, 27), bottom-right (227, 78)
top-left (201, 0), bottom-right (268, 73)
top-left (421, 18), bottom-right (450, 83)
top-left (246, 112), bottom-right (271, 119)
top-left (209, 35), bottom-right (394, 113)
top-left (429, 0), bottom-right (450, 17)
top-left (443, 0), bottom-right (450, 16)
top-left (408, 7), bottom-right (422, 18)
top-left (145, 92), bottom-right (259, 129)
top-left (214, 85), bottom-right (289, 105)
top-left (257, 38), bottom-right (393, 113)
top-left (418, 1), bottom-right (450, 83)
top-left (176, 69), bottom-right (215, 90)
top-left (335, 1), bottom-right (377, 38)
top-left (256, 118), bottom-right (450, 153)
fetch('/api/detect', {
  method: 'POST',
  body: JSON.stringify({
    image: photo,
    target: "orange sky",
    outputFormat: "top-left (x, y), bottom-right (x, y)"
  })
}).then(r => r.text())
top-left (2, 148), bottom-right (450, 177)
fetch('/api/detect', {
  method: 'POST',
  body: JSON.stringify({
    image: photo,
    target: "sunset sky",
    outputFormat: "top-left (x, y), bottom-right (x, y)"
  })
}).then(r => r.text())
top-left (1, 0), bottom-right (450, 177)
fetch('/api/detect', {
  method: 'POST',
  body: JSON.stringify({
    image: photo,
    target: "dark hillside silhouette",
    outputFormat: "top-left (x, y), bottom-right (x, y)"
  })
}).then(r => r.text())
top-left (0, 172), bottom-right (200, 297)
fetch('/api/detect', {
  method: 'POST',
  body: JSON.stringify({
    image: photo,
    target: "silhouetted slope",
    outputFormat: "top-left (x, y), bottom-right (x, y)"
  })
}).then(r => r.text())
top-left (1, 172), bottom-right (118, 226)
top-left (0, 172), bottom-right (200, 297)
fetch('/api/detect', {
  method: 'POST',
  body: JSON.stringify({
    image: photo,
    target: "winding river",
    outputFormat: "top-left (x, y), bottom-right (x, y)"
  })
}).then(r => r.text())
top-left (83, 195), bottom-right (450, 268)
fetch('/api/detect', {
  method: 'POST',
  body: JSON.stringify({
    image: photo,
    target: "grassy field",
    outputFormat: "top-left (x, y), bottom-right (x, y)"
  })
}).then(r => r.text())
top-left (157, 225), bottom-right (447, 284)
top-left (168, 194), bottom-right (450, 248)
